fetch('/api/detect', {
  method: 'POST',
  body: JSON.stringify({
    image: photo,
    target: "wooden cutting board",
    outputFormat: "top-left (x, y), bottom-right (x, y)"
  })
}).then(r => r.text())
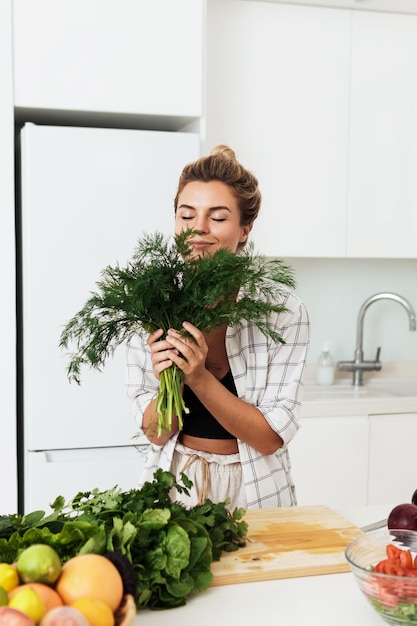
top-left (210, 505), bottom-right (363, 586)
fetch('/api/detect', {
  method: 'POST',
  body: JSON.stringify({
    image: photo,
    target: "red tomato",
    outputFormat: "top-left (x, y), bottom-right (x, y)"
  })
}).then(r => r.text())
top-left (400, 550), bottom-right (413, 570)
top-left (387, 544), bottom-right (402, 560)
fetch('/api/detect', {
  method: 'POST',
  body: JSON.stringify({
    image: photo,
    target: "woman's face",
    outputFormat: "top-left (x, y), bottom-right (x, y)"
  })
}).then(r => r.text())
top-left (175, 180), bottom-right (251, 256)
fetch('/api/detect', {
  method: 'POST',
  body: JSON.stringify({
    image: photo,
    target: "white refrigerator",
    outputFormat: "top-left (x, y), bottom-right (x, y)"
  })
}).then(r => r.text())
top-left (18, 123), bottom-right (199, 513)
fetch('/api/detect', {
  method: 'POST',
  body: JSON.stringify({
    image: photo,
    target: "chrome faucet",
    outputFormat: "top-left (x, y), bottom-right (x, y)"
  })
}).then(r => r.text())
top-left (337, 292), bottom-right (417, 386)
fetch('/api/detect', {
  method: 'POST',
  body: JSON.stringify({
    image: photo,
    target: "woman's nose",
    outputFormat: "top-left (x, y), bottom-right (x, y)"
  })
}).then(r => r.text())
top-left (194, 215), bottom-right (209, 233)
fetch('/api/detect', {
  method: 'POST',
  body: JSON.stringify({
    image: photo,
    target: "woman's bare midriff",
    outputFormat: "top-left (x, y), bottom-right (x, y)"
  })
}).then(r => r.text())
top-left (179, 433), bottom-right (239, 455)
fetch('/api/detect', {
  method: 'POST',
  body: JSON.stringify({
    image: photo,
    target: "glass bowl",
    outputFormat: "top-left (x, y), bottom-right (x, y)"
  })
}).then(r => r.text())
top-left (345, 529), bottom-right (417, 625)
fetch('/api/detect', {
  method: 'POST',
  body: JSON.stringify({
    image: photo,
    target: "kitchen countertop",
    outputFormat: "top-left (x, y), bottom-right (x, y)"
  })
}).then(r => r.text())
top-left (136, 504), bottom-right (393, 626)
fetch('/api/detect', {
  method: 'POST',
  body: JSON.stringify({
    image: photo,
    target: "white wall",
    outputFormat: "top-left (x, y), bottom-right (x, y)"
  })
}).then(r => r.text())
top-left (287, 257), bottom-right (417, 367)
top-left (0, 0), bottom-right (18, 513)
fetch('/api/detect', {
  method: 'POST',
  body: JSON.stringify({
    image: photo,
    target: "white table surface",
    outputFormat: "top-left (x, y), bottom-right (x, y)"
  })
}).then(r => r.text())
top-left (135, 504), bottom-right (393, 625)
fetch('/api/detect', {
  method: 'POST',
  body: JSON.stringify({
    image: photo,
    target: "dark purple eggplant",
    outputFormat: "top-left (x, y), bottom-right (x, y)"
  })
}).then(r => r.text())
top-left (104, 551), bottom-right (137, 601)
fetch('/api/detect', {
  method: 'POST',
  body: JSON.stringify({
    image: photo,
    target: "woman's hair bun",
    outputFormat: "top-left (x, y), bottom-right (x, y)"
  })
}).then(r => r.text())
top-left (209, 144), bottom-right (237, 161)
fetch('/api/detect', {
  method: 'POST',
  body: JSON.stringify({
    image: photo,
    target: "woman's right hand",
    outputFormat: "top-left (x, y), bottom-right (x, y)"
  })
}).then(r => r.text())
top-left (147, 328), bottom-right (178, 379)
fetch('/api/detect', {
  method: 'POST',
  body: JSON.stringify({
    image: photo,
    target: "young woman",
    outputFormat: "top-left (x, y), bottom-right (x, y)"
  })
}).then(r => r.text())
top-left (126, 146), bottom-right (310, 509)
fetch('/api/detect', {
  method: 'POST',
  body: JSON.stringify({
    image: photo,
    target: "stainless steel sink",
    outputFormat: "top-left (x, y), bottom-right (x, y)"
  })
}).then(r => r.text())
top-left (366, 378), bottom-right (417, 397)
top-left (303, 378), bottom-right (417, 402)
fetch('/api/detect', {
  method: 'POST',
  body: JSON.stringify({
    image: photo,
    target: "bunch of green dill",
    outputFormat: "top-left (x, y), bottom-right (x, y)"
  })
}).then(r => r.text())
top-left (60, 229), bottom-right (296, 435)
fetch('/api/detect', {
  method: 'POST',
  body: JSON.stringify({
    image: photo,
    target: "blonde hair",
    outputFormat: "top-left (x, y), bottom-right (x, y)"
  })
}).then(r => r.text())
top-left (174, 145), bottom-right (261, 235)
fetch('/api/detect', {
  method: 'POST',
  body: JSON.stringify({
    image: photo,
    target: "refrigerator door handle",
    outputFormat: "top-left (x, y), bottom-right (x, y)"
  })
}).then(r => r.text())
top-left (41, 445), bottom-right (150, 464)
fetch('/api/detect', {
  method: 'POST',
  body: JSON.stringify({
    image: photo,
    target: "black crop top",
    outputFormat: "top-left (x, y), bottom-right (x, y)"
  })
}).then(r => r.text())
top-left (181, 370), bottom-right (237, 440)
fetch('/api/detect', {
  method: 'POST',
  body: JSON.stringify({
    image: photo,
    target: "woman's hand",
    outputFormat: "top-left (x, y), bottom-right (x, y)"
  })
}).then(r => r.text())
top-left (166, 321), bottom-right (209, 387)
top-left (147, 328), bottom-right (178, 380)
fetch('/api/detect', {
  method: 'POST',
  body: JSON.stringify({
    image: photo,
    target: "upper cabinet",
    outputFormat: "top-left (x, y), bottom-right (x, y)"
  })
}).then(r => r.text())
top-left (12, 0), bottom-right (204, 122)
top-left (347, 12), bottom-right (417, 258)
top-left (240, 0), bottom-right (417, 15)
top-left (206, 0), bottom-right (351, 258)
top-left (206, 1), bottom-right (417, 258)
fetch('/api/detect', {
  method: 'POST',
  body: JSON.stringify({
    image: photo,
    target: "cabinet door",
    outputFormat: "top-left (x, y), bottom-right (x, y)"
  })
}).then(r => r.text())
top-left (368, 413), bottom-right (417, 505)
top-left (289, 415), bottom-right (369, 508)
top-left (347, 12), bottom-right (417, 258)
top-left (206, 1), bottom-right (350, 257)
top-left (12, 0), bottom-right (203, 119)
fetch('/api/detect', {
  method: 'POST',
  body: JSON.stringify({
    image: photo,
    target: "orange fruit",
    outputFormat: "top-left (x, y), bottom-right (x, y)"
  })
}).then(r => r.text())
top-left (55, 554), bottom-right (123, 612)
top-left (9, 583), bottom-right (63, 612)
top-left (71, 598), bottom-right (114, 626)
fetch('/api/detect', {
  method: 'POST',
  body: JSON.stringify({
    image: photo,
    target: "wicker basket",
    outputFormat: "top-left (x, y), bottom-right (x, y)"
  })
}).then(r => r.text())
top-left (114, 595), bottom-right (137, 626)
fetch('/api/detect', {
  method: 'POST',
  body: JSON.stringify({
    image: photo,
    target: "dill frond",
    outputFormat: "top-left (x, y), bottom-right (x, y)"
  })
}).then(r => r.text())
top-left (59, 229), bottom-right (296, 434)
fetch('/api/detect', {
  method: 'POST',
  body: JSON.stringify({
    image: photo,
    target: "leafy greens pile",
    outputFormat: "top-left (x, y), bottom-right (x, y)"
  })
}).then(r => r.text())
top-left (60, 229), bottom-right (296, 434)
top-left (0, 470), bottom-right (248, 610)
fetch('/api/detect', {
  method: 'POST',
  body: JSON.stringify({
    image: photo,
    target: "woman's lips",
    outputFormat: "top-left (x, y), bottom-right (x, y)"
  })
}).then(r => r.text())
top-left (191, 240), bottom-right (214, 250)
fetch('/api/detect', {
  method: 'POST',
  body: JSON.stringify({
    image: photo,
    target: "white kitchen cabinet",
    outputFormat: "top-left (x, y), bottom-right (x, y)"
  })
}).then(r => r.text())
top-left (207, 1), bottom-right (417, 258)
top-left (292, 407), bottom-right (417, 508)
top-left (289, 415), bottom-right (369, 508)
top-left (206, 0), bottom-right (350, 257)
top-left (368, 413), bottom-right (417, 505)
top-left (347, 12), bottom-right (417, 258)
top-left (12, 0), bottom-right (203, 121)
top-left (242, 0), bottom-right (417, 15)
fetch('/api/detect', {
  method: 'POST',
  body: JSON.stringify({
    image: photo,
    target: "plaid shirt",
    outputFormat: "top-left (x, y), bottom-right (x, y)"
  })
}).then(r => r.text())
top-left (126, 288), bottom-right (310, 509)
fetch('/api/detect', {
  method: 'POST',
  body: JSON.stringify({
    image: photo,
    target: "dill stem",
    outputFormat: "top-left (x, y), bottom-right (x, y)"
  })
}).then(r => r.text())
top-left (156, 365), bottom-right (187, 437)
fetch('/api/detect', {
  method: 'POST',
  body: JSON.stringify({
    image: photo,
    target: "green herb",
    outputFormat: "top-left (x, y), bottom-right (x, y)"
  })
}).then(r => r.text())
top-left (0, 470), bottom-right (248, 610)
top-left (59, 229), bottom-right (296, 435)
top-left (370, 598), bottom-right (417, 624)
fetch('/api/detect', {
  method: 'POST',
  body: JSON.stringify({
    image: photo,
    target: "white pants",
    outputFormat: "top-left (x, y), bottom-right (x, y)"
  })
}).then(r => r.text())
top-left (170, 442), bottom-right (247, 510)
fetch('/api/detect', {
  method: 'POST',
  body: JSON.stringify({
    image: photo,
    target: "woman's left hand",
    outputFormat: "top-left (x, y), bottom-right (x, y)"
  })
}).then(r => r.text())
top-left (166, 321), bottom-right (208, 387)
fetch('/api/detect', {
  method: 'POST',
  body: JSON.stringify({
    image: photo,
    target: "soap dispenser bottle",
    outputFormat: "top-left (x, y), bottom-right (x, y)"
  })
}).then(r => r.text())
top-left (316, 341), bottom-right (335, 385)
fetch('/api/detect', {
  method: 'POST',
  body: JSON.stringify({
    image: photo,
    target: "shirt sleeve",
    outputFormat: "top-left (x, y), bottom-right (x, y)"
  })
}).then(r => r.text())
top-left (125, 331), bottom-right (159, 433)
top-left (228, 289), bottom-right (310, 446)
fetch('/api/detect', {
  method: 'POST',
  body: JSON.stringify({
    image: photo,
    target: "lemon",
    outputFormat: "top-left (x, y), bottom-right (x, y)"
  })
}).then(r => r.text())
top-left (71, 597), bottom-right (115, 626)
top-left (9, 587), bottom-right (45, 623)
top-left (0, 563), bottom-right (19, 592)
top-left (17, 544), bottom-right (62, 585)
top-left (0, 585), bottom-right (8, 606)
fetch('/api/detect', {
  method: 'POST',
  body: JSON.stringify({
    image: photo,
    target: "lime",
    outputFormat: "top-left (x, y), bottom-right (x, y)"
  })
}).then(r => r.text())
top-left (0, 586), bottom-right (8, 606)
top-left (17, 545), bottom-right (62, 585)
top-left (0, 563), bottom-right (19, 592)
top-left (9, 587), bottom-right (45, 623)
